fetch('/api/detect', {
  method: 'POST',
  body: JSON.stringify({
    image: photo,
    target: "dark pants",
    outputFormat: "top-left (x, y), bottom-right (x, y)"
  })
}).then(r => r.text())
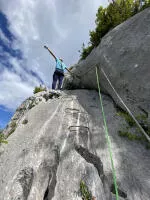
top-left (52, 71), bottom-right (64, 89)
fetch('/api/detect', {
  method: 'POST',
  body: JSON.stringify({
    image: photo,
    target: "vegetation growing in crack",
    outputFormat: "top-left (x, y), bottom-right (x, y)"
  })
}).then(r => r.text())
top-left (117, 109), bottom-right (150, 148)
top-left (80, 180), bottom-right (92, 200)
top-left (118, 130), bottom-right (143, 140)
top-left (117, 111), bottom-right (136, 126)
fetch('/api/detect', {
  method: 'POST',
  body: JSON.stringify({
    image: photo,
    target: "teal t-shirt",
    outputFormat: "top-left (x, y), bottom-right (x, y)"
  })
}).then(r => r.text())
top-left (55, 58), bottom-right (66, 72)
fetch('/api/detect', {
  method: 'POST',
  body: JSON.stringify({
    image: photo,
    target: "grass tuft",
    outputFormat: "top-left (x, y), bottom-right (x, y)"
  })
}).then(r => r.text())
top-left (33, 86), bottom-right (46, 94)
top-left (117, 110), bottom-right (150, 148)
top-left (80, 180), bottom-right (92, 200)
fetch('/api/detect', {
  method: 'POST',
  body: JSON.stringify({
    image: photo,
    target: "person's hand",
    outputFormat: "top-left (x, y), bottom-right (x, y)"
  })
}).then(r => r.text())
top-left (44, 45), bottom-right (48, 49)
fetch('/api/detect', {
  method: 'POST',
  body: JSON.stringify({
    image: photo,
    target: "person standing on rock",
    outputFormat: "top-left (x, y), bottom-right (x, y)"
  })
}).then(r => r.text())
top-left (44, 45), bottom-right (71, 90)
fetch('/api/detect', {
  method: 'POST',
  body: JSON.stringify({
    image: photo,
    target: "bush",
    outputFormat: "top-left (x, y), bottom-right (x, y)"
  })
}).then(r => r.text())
top-left (118, 110), bottom-right (150, 148)
top-left (117, 111), bottom-right (136, 126)
top-left (80, 181), bottom-right (92, 200)
top-left (33, 85), bottom-right (46, 94)
top-left (80, 45), bottom-right (94, 60)
top-left (80, 0), bottom-right (150, 60)
top-left (118, 130), bottom-right (143, 141)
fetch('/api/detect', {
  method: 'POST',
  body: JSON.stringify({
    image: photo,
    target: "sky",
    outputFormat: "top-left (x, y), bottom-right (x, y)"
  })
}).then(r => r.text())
top-left (0, 0), bottom-right (108, 129)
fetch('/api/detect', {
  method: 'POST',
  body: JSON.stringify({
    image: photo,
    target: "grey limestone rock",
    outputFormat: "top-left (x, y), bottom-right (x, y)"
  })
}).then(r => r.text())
top-left (0, 90), bottom-right (149, 200)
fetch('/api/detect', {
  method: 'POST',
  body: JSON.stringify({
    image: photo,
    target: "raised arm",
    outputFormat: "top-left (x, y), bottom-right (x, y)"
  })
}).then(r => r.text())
top-left (44, 46), bottom-right (56, 60)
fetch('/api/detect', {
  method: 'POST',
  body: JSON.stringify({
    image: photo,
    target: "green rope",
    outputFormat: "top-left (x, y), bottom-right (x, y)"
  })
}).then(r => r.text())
top-left (95, 66), bottom-right (119, 200)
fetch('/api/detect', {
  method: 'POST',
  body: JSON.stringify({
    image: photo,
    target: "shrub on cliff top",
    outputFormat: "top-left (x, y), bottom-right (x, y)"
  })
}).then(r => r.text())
top-left (80, 0), bottom-right (150, 60)
top-left (33, 85), bottom-right (46, 94)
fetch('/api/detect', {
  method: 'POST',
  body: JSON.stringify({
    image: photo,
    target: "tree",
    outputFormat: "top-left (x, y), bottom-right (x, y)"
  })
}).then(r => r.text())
top-left (80, 0), bottom-right (150, 60)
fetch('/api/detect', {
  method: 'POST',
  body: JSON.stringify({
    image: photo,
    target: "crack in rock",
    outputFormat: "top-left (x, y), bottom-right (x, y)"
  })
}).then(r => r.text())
top-left (44, 145), bottom-right (60, 200)
top-left (74, 143), bottom-right (111, 200)
top-left (74, 144), bottom-right (128, 200)
top-left (9, 167), bottom-right (34, 200)
top-left (111, 184), bottom-right (127, 199)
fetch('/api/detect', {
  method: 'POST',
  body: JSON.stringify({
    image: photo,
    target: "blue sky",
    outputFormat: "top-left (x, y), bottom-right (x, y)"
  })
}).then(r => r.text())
top-left (0, 0), bottom-right (108, 129)
top-left (0, 11), bottom-right (45, 128)
top-left (0, 106), bottom-right (13, 129)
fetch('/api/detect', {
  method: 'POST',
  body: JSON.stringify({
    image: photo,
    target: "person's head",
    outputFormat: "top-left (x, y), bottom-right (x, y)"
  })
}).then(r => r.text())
top-left (59, 58), bottom-right (63, 62)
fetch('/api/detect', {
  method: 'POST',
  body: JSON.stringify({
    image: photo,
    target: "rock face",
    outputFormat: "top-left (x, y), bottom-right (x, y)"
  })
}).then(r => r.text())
top-left (3, 91), bottom-right (61, 137)
top-left (64, 8), bottom-right (150, 117)
top-left (0, 90), bottom-right (150, 200)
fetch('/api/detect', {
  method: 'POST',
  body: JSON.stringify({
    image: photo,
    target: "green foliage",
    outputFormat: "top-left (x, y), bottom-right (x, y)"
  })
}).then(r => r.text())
top-left (80, 0), bottom-right (150, 60)
top-left (136, 114), bottom-right (148, 123)
top-left (118, 110), bottom-right (150, 148)
top-left (140, 0), bottom-right (150, 10)
top-left (79, 43), bottom-right (94, 60)
top-left (118, 130), bottom-right (143, 140)
top-left (0, 134), bottom-right (8, 144)
top-left (80, 181), bottom-right (92, 200)
top-left (33, 85), bottom-right (46, 94)
top-left (117, 111), bottom-right (136, 126)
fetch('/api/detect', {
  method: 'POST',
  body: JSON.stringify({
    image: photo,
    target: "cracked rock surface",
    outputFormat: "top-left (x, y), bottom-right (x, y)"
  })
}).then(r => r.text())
top-left (0, 90), bottom-right (149, 200)
top-left (2, 90), bottom-right (61, 137)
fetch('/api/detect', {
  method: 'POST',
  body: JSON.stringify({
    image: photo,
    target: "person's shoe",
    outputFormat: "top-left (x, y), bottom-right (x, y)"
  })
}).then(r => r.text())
top-left (50, 89), bottom-right (56, 93)
top-left (56, 90), bottom-right (61, 94)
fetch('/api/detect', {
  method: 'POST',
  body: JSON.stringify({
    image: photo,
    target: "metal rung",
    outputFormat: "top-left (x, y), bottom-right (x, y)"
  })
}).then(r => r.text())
top-left (65, 108), bottom-right (88, 115)
top-left (69, 125), bottom-right (89, 131)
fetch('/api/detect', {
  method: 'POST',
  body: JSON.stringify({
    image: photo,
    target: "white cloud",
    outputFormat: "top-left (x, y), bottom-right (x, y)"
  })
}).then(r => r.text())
top-left (0, 29), bottom-right (10, 46)
top-left (0, 0), bottom-right (108, 111)
top-left (0, 69), bottom-right (34, 110)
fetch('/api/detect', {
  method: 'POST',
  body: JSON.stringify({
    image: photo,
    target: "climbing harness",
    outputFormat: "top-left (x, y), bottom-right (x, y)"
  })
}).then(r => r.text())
top-left (96, 66), bottom-right (119, 200)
